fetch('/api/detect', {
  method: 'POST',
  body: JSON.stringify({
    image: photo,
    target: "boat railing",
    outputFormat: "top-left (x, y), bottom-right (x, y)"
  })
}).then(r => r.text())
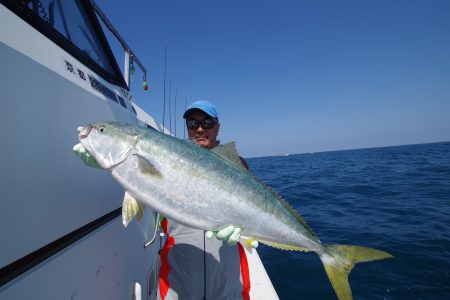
top-left (90, 0), bottom-right (147, 89)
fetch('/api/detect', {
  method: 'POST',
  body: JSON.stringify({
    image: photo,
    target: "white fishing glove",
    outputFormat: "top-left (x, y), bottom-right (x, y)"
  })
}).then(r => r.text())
top-left (205, 226), bottom-right (258, 249)
top-left (73, 143), bottom-right (101, 168)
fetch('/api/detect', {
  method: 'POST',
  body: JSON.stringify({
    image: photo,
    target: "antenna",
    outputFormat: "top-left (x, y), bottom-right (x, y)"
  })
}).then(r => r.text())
top-left (168, 79), bottom-right (172, 134)
top-left (174, 88), bottom-right (178, 138)
top-left (184, 97), bottom-right (188, 139)
top-left (162, 43), bottom-right (167, 134)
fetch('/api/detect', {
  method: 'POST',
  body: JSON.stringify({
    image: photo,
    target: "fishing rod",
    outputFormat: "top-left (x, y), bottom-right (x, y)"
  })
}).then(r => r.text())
top-left (174, 88), bottom-right (178, 138)
top-left (184, 97), bottom-right (187, 139)
top-left (162, 43), bottom-right (167, 134)
top-left (168, 79), bottom-right (172, 135)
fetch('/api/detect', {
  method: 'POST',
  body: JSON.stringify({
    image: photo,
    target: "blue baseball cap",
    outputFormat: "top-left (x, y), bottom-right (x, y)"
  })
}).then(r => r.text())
top-left (183, 100), bottom-right (218, 119)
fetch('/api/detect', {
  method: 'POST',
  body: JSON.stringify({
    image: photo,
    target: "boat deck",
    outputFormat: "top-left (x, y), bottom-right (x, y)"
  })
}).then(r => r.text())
top-left (247, 249), bottom-right (279, 300)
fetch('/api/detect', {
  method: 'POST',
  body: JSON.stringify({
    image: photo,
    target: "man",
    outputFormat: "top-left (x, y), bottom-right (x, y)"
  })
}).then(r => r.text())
top-left (158, 100), bottom-right (254, 300)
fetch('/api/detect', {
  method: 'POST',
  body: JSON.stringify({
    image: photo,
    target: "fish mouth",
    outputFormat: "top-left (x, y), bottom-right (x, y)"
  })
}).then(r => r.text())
top-left (78, 125), bottom-right (93, 140)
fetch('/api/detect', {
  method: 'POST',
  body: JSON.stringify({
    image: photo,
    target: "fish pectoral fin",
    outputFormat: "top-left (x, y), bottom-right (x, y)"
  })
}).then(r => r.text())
top-left (134, 154), bottom-right (162, 178)
top-left (122, 191), bottom-right (145, 227)
top-left (260, 240), bottom-right (312, 252)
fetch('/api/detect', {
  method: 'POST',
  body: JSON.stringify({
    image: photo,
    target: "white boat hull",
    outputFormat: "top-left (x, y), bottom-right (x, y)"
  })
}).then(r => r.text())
top-left (0, 4), bottom-right (160, 299)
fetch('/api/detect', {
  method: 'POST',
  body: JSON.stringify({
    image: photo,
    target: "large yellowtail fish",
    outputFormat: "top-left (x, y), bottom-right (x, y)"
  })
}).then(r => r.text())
top-left (76, 122), bottom-right (392, 300)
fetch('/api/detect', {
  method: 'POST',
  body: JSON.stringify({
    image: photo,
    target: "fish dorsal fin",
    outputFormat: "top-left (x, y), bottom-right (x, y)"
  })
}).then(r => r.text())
top-left (122, 191), bottom-right (145, 227)
top-left (212, 142), bottom-right (247, 170)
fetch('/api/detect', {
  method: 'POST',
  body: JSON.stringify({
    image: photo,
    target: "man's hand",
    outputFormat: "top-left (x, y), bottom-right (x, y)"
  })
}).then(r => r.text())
top-left (73, 143), bottom-right (101, 168)
top-left (205, 225), bottom-right (258, 249)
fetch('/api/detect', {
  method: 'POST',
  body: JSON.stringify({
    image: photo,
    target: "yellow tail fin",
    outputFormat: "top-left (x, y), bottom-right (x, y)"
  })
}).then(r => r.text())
top-left (319, 245), bottom-right (393, 300)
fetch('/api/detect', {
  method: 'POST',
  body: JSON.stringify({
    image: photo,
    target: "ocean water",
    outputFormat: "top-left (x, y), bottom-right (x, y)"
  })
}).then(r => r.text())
top-left (247, 142), bottom-right (450, 300)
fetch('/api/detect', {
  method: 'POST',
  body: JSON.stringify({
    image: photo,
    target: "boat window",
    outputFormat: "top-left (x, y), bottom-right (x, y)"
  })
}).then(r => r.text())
top-left (117, 96), bottom-right (127, 109)
top-left (146, 124), bottom-right (156, 130)
top-left (21, 0), bottom-right (118, 78)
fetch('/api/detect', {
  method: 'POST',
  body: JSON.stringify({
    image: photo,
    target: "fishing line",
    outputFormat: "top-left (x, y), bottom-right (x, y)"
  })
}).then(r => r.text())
top-left (174, 88), bottom-right (178, 138)
top-left (203, 232), bottom-right (207, 300)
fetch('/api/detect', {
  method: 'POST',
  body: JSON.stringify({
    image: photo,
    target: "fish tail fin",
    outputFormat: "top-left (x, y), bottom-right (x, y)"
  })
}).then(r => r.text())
top-left (319, 245), bottom-right (393, 300)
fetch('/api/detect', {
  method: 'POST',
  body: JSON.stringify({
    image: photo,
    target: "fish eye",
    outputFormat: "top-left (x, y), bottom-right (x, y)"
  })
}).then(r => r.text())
top-left (98, 127), bottom-right (105, 134)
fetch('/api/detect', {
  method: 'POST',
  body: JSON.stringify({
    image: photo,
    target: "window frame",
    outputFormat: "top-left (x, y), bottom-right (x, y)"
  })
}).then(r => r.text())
top-left (1, 0), bottom-right (128, 89)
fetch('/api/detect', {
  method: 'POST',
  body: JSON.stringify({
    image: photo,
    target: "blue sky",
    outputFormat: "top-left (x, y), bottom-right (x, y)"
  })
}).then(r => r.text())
top-left (97, 0), bottom-right (450, 157)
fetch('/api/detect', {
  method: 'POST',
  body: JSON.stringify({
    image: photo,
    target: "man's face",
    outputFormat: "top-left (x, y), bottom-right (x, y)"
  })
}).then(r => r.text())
top-left (186, 110), bottom-right (220, 149)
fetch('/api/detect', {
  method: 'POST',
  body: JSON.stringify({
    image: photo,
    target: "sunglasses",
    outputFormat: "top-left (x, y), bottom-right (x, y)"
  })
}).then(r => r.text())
top-left (186, 118), bottom-right (217, 130)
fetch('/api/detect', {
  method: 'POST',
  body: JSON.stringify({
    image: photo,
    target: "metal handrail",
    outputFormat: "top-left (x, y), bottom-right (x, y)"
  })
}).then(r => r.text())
top-left (90, 0), bottom-right (147, 87)
top-left (144, 213), bottom-right (160, 248)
